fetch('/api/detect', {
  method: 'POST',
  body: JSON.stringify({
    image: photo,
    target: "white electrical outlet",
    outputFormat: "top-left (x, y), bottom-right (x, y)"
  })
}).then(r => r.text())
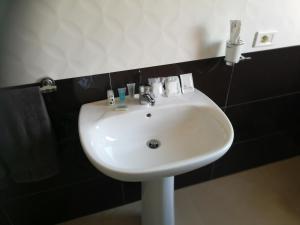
top-left (253, 31), bottom-right (277, 47)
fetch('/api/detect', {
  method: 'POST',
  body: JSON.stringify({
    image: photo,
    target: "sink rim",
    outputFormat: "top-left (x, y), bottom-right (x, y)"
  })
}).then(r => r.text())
top-left (79, 89), bottom-right (234, 181)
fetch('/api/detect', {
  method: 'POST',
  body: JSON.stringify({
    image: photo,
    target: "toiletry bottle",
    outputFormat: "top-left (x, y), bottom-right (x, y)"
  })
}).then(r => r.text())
top-left (107, 90), bottom-right (115, 105)
top-left (139, 85), bottom-right (145, 102)
top-left (144, 86), bottom-right (151, 94)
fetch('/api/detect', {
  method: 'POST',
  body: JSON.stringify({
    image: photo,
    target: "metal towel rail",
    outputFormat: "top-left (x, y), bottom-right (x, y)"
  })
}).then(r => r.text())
top-left (40, 78), bottom-right (57, 93)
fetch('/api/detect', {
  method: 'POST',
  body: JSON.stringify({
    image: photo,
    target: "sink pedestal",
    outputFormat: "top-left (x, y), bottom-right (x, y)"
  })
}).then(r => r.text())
top-left (142, 176), bottom-right (174, 225)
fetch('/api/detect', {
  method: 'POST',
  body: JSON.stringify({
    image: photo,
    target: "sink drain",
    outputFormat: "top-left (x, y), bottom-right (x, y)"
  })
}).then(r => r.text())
top-left (146, 139), bottom-right (161, 149)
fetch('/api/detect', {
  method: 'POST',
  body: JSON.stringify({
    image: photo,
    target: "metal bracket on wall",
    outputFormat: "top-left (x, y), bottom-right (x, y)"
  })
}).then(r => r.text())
top-left (40, 77), bottom-right (57, 93)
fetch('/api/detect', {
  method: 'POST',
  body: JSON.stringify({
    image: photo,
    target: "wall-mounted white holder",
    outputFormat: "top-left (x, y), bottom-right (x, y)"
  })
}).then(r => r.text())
top-left (225, 40), bottom-right (251, 66)
top-left (225, 40), bottom-right (243, 66)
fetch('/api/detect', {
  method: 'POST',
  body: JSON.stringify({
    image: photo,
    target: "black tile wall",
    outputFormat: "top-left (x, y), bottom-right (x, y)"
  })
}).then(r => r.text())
top-left (111, 69), bottom-right (140, 95)
top-left (212, 131), bottom-right (300, 178)
top-left (178, 58), bottom-right (232, 107)
top-left (122, 164), bottom-right (213, 204)
top-left (0, 209), bottom-right (12, 225)
top-left (226, 93), bottom-right (300, 143)
top-left (227, 47), bottom-right (300, 105)
top-left (175, 164), bottom-right (213, 189)
top-left (0, 138), bottom-right (102, 206)
top-left (122, 182), bottom-right (141, 203)
top-left (140, 57), bottom-right (232, 106)
top-left (0, 45), bottom-right (299, 224)
top-left (3, 177), bottom-right (123, 225)
top-left (212, 138), bottom-right (265, 178)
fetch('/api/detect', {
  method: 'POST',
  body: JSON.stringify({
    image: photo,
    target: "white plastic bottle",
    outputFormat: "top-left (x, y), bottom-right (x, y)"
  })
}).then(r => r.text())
top-left (107, 89), bottom-right (115, 105)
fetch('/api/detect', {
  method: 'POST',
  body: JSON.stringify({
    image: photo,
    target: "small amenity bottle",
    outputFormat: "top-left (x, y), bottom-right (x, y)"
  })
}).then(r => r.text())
top-left (107, 89), bottom-right (115, 105)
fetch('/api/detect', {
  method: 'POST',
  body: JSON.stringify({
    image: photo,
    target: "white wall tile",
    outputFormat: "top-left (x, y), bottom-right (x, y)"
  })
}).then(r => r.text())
top-left (0, 0), bottom-right (300, 87)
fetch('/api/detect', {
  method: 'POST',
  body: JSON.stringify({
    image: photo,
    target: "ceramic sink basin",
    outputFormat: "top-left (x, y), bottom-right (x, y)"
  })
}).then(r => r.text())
top-left (79, 89), bottom-right (234, 182)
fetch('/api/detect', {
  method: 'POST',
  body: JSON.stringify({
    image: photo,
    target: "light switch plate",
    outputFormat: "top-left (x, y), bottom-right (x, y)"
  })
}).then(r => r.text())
top-left (253, 31), bottom-right (277, 47)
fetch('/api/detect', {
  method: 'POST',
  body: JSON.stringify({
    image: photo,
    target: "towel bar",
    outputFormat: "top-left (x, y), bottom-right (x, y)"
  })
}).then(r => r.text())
top-left (40, 78), bottom-right (57, 93)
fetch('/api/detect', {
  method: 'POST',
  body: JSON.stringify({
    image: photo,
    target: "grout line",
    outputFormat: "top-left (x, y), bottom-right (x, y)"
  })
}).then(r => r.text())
top-left (224, 91), bottom-right (300, 109)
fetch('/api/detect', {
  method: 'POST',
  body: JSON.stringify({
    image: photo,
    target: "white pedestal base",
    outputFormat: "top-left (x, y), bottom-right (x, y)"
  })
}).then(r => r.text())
top-left (141, 176), bottom-right (174, 225)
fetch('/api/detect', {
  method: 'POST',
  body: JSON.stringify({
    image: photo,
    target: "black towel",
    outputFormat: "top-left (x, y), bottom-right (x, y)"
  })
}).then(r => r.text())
top-left (0, 86), bottom-right (59, 183)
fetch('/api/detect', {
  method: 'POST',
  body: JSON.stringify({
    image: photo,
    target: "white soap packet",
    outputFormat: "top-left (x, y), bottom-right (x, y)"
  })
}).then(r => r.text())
top-left (151, 82), bottom-right (163, 98)
top-left (148, 77), bottom-right (163, 98)
top-left (165, 76), bottom-right (181, 97)
top-left (148, 77), bottom-right (161, 85)
top-left (180, 73), bottom-right (194, 94)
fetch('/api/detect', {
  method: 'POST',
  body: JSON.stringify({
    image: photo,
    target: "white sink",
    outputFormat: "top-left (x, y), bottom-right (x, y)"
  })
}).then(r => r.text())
top-left (79, 89), bottom-right (234, 225)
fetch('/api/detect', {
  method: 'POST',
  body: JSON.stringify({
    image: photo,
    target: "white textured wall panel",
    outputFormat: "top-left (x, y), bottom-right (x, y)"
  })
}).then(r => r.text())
top-left (0, 0), bottom-right (300, 87)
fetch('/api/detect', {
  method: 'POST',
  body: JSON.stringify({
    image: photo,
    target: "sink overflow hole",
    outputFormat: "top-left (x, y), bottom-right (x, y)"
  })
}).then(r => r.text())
top-left (146, 139), bottom-right (161, 149)
top-left (146, 113), bottom-right (152, 118)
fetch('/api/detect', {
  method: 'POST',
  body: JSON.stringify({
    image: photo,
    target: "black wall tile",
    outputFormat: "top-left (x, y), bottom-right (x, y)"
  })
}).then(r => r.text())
top-left (115, 57), bottom-right (232, 107)
top-left (226, 93), bottom-right (300, 142)
top-left (175, 165), bottom-right (213, 189)
top-left (178, 58), bottom-right (232, 107)
top-left (262, 132), bottom-right (300, 164)
top-left (212, 139), bottom-right (265, 178)
top-left (3, 177), bottom-right (123, 225)
top-left (141, 58), bottom-right (233, 107)
top-left (141, 63), bottom-right (182, 79)
top-left (44, 74), bottom-right (110, 115)
top-left (122, 165), bottom-right (214, 204)
top-left (0, 138), bottom-right (103, 205)
top-left (213, 132), bottom-right (300, 179)
top-left (228, 46), bottom-right (300, 105)
top-left (111, 69), bottom-right (140, 94)
top-left (0, 209), bottom-right (12, 225)
top-left (123, 182), bottom-right (141, 203)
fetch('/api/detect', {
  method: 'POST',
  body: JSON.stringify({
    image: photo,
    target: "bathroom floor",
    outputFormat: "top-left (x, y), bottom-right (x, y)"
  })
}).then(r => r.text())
top-left (58, 156), bottom-right (300, 225)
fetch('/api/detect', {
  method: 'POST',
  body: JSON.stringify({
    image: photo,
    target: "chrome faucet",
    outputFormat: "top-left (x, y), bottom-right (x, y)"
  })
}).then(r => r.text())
top-left (141, 93), bottom-right (155, 106)
top-left (139, 86), bottom-right (155, 106)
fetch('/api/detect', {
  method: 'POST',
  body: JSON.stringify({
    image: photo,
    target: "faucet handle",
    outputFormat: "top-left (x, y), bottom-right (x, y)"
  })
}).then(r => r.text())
top-left (144, 93), bottom-right (155, 106)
